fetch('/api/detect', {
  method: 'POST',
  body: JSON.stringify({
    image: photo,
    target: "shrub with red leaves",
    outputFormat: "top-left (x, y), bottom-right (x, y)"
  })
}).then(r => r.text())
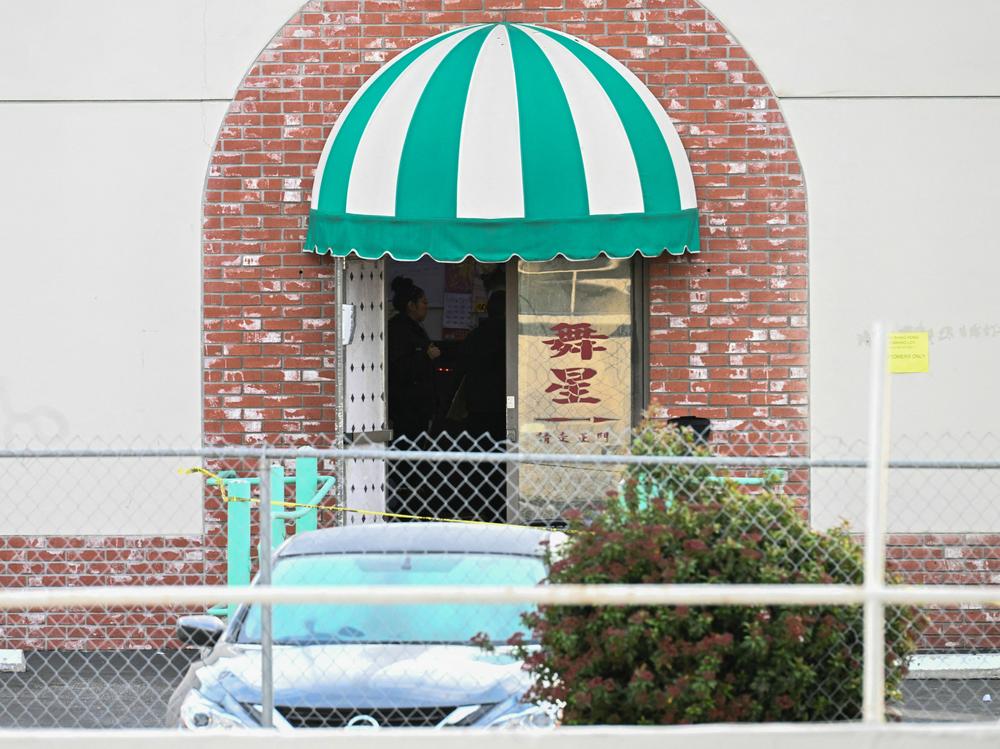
top-left (516, 425), bottom-right (923, 724)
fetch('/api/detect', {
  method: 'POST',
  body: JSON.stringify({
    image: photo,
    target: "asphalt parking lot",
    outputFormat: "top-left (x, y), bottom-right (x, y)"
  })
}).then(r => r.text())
top-left (901, 677), bottom-right (1000, 722)
top-left (1, 650), bottom-right (998, 728)
top-left (0, 650), bottom-right (199, 729)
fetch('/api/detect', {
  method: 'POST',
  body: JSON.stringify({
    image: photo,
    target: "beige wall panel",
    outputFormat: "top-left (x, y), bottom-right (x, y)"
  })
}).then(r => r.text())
top-left (784, 98), bottom-right (1000, 531)
top-left (0, 101), bottom-right (225, 534)
top-left (702, 0), bottom-right (1000, 97)
top-left (0, 0), bottom-right (304, 101)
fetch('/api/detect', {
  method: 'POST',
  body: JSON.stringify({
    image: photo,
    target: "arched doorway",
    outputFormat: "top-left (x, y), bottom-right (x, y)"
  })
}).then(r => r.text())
top-left (201, 2), bottom-right (810, 522)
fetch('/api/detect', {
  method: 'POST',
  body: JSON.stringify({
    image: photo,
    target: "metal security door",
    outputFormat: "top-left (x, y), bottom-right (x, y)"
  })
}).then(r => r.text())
top-left (341, 257), bottom-right (388, 525)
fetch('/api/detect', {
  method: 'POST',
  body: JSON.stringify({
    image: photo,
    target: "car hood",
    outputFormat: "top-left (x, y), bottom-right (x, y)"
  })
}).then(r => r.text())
top-left (199, 643), bottom-right (529, 709)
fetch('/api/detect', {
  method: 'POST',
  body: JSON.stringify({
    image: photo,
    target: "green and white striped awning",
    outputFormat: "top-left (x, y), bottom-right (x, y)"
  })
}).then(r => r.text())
top-left (305, 23), bottom-right (699, 263)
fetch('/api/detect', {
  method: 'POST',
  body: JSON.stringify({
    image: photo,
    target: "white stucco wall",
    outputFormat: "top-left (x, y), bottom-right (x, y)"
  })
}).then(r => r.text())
top-left (701, 0), bottom-right (1000, 98)
top-left (0, 0), bottom-right (303, 534)
top-left (1, 0), bottom-right (997, 532)
top-left (0, 0), bottom-right (306, 101)
top-left (703, 0), bottom-right (1000, 530)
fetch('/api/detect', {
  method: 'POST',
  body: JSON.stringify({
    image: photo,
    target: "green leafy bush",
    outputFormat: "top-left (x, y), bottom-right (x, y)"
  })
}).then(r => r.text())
top-left (518, 425), bottom-right (923, 724)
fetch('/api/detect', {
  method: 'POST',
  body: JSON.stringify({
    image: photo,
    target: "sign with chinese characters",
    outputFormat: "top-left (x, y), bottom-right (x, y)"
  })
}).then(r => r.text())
top-left (520, 317), bottom-right (631, 447)
top-left (889, 331), bottom-right (930, 373)
top-left (520, 320), bottom-right (630, 506)
top-left (519, 318), bottom-right (631, 436)
top-left (516, 258), bottom-right (633, 510)
top-left (517, 258), bottom-right (633, 450)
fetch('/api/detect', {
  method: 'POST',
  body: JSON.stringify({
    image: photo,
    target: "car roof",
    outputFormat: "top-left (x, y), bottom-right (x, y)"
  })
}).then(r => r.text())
top-left (277, 521), bottom-right (560, 558)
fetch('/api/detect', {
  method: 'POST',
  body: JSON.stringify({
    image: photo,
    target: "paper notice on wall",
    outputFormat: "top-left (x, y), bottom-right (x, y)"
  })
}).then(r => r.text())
top-left (444, 260), bottom-right (474, 292)
top-left (889, 331), bottom-right (929, 373)
top-left (442, 292), bottom-right (472, 329)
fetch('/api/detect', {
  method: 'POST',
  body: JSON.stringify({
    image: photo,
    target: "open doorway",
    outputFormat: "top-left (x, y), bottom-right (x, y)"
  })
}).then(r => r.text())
top-left (383, 257), bottom-right (511, 523)
top-left (341, 254), bottom-right (643, 527)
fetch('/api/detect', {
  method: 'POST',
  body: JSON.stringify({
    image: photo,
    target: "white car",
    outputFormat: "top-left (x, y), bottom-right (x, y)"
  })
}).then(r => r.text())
top-left (166, 522), bottom-right (564, 729)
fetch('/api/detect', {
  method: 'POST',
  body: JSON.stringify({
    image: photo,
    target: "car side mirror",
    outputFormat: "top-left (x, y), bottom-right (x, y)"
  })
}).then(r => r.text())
top-left (177, 615), bottom-right (226, 648)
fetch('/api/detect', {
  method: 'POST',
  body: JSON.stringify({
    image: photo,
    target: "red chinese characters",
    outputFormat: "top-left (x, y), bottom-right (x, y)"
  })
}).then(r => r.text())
top-left (542, 322), bottom-right (608, 361)
top-left (542, 322), bottom-right (610, 406)
top-left (545, 367), bottom-right (599, 404)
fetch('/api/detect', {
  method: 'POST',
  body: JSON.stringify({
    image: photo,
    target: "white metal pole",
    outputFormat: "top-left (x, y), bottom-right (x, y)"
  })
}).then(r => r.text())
top-left (258, 448), bottom-right (274, 728)
top-left (862, 322), bottom-right (892, 723)
top-left (8, 582), bottom-right (1000, 610)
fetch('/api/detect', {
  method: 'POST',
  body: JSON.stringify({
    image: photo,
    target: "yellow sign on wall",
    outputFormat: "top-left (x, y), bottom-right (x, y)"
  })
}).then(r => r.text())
top-left (888, 332), bottom-right (930, 373)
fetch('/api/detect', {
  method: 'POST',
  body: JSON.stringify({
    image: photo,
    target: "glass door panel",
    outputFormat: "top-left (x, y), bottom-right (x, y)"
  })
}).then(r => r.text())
top-left (514, 256), bottom-right (633, 519)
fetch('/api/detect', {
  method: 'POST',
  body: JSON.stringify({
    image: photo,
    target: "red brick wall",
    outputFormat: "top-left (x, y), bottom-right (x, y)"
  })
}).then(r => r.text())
top-left (888, 534), bottom-right (1000, 650)
top-left (196, 0), bottom-right (814, 642)
top-left (201, 0), bottom-right (808, 455)
top-left (197, 0), bottom-right (996, 654)
top-left (0, 535), bottom-right (204, 649)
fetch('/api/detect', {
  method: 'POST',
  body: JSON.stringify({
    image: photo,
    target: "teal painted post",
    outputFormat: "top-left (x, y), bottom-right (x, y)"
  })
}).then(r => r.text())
top-left (227, 480), bottom-right (253, 619)
top-left (294, 457), bottom-right (319, 535)
top-left (270, 464), bottom-right (287, 552)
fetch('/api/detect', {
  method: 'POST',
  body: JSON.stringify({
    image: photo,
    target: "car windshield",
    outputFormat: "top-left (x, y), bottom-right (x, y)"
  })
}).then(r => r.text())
top-left (236, 552), bottom-right (545, 645)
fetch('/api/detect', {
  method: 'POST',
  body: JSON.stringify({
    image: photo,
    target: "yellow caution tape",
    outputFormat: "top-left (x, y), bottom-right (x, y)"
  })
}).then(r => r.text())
top-left (179, 466), bottom-right (233, 505)
top-left (180, 466), bottom-right (581, 534)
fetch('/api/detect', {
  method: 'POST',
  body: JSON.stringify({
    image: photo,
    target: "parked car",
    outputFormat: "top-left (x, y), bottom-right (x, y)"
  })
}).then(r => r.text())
top-left (165, 522), bottom-right (564, 729)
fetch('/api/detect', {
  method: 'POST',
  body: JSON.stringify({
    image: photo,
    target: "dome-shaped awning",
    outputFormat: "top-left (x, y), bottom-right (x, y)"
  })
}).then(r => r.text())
top-left (304, 23), bottom-right (699, 263)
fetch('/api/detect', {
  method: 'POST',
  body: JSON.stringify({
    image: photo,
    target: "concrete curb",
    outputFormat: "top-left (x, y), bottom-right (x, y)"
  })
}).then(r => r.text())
top-left (908, 654), bottom-right (1000, 680)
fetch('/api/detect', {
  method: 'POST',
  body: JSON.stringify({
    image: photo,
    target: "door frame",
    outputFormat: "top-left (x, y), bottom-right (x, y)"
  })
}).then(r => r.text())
top-left (505, 261), bottom-right (520, 523)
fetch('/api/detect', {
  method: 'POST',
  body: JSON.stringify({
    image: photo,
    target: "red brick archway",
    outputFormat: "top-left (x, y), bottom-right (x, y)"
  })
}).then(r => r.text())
top-left (201, 0), bottom-right (809, 455)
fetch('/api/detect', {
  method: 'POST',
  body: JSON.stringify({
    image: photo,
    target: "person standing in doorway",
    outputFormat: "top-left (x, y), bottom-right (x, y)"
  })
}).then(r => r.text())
top-left (387, 276), bottom-right (440, 441)
top-left (453, 289), bottom-right (507, 522)
top-left (386, 276), bottom-right (440, 519)
top-left (461, 290), bottom-right (506, 442)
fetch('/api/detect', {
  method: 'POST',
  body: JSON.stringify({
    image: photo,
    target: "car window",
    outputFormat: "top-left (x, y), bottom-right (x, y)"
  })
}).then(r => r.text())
top-left (236, 553), bottom-right (545, 645)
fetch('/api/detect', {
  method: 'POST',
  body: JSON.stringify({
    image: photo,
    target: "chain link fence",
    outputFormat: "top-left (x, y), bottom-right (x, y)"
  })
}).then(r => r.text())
top-left (1, 428), bottom-right (1000, 728)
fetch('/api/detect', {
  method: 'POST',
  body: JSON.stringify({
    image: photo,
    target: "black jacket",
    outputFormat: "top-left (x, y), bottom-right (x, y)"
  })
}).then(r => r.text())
top-left (460, 317), bottom-right (506, 416)
top-left (387, 313), bottom-right (436, 435)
